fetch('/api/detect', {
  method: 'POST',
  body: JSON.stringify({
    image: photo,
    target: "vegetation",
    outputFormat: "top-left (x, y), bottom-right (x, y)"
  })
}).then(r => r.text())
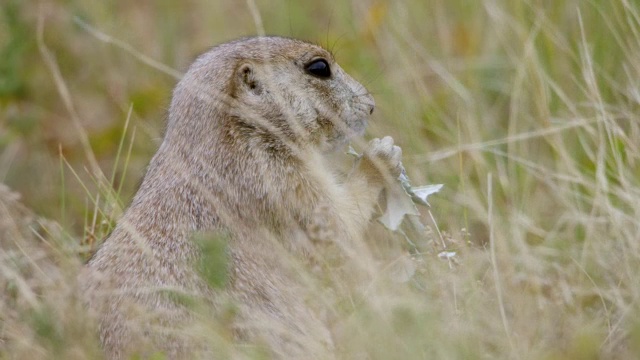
top-left (2, 0), bottom-right (640, 358)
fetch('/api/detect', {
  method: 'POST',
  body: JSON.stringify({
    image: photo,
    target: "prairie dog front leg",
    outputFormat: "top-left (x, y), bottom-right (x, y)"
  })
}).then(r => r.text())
top-left (359, 136), bottom-right (403, 186)
top-left (344, 136), bottom-right (403, 231)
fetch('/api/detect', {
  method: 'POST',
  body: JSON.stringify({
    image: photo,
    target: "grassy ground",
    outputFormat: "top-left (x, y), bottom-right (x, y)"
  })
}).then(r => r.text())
top-left (2, 0), bottom-right (640, 358)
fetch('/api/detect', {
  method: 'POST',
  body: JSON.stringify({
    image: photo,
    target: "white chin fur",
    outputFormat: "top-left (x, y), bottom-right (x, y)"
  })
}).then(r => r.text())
top-left (350, 118), bottom-right (368, 137)
top-left (323, 118), bottom-right (368, 152)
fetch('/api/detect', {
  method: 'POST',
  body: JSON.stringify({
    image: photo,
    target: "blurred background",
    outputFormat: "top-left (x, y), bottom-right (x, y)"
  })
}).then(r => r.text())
top-left (2, 0), bottom-right (640, 358)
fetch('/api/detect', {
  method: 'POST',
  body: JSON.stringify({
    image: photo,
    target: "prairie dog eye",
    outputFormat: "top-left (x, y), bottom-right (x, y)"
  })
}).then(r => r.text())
top-left (305, 59), bottom-right (331, 78)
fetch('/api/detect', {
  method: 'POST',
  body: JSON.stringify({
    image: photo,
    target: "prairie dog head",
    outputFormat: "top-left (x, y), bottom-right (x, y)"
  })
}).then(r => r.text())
top-left (169, 37), bottom-right (375, 153)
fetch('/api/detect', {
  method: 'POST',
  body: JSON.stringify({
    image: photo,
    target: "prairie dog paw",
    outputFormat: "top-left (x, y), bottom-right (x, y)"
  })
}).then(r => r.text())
top-left (360, 136), bottom-right (403, 183)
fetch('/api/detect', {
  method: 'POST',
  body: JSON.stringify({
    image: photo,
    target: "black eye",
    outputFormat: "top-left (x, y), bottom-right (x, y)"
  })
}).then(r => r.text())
top-left (305, 59), bottom-right (331, 78)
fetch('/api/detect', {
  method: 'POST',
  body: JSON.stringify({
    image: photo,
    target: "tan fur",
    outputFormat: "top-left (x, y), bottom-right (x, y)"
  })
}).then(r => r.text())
top-left (81, 36), bottom-right (402, 359)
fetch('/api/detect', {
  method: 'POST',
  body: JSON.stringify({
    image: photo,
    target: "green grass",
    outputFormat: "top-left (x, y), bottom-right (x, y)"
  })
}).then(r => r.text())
top-left (2, 0), bottom-right (640, 358)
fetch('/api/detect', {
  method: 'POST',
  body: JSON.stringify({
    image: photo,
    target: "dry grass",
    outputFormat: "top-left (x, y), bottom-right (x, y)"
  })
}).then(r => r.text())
top-left (2, 0), bottom-right (640, 358)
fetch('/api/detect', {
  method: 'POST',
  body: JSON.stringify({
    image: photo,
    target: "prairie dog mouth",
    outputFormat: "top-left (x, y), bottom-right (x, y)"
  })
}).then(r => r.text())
top-left (349, 117), bottom-right (368, 137)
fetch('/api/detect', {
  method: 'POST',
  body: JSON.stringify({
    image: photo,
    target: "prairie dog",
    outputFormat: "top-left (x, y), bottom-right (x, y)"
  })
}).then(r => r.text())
top-left (82, 36), bottom-right (402, 359)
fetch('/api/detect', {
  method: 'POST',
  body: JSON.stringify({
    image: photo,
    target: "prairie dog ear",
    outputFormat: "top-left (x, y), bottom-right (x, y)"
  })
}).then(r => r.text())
top-left (231, 62), bottom-right (263, 97)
